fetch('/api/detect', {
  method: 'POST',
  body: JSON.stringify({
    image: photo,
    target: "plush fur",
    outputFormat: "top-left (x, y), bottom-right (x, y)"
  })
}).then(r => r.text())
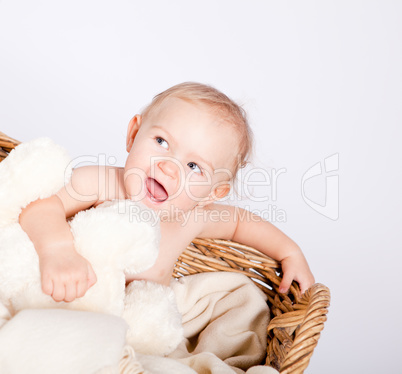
top-left (0, 138), bottom-right (183, 356)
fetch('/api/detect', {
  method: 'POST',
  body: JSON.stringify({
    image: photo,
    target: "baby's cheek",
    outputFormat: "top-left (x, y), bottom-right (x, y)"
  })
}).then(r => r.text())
top-left (186, 183), bottom-right (212, 201)
top-left (124, 169), bottom-right (147, 200)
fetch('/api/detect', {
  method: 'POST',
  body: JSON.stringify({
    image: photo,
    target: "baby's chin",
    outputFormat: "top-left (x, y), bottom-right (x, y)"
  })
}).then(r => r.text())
top-left (140, 199), bottom-right (199, 223)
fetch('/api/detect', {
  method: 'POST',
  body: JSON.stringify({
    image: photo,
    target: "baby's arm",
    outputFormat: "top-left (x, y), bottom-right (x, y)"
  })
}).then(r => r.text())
top-left (200, 204), bottom-right (315, 294)
top-left (19, 166), bottom-right (101, 302)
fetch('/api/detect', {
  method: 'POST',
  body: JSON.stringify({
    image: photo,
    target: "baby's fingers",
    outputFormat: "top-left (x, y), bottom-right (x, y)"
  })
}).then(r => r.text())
top-left (298, 282), bottom-right (311, 295)
top-left (41, 275), bottom-right (54, 296)
top-left (64, 282), bottom-right (77, 302)
top-left (298, 275), bottom-right (315, 295)
top-left (87, 264), bottom-right (97, 289)
top-left (300, 284), bottom-right (309, 295)
top-left (52, 282), bottom-right (66, 302)
top-left (279, 271), bottom-right (294, 294)
top-left (76, 279), bottom-right (88, 299)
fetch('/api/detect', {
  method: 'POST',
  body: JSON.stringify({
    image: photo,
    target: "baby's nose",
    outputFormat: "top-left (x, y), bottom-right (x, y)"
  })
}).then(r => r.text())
top-left (157, 159), bottom-right (181, 178)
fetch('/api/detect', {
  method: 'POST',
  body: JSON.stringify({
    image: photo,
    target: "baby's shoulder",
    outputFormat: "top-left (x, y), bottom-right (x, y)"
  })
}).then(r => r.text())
top-left (192, 203), bottom-right (238, 240)
top-left (70, 165), bottom-right (125, 203)
top-left (55, 165), bottom-right (126, 218)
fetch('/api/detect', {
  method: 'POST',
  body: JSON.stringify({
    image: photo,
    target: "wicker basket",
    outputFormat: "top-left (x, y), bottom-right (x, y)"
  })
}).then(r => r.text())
top-left (0, 132), bottom-right (20, 162)
top-left (0, 132), bottom-right (330, 374)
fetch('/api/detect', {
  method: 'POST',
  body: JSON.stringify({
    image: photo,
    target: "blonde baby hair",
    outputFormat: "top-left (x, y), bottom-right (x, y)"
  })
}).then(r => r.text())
top-left (141, 82), bottom-right (253, 177)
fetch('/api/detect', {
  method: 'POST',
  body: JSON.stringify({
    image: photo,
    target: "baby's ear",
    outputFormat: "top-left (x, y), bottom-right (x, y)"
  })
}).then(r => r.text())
top-left (126, 115), bottom-right (142, 152)
top-left (195, 183), bottom-right (230, 209)
top-left (211, 183), bottom-right (231, 201)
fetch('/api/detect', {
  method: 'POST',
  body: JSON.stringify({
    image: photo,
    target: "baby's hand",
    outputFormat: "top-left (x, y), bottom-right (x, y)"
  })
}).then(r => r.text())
top-left (278, 251), bottom-right (315, 295)
top-left (39, 248), bottom-right (97, 302)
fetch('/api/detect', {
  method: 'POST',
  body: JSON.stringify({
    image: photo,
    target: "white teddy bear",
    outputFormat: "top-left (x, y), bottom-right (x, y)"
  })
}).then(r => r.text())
top-left (0, 138), bottom-right (183, 356)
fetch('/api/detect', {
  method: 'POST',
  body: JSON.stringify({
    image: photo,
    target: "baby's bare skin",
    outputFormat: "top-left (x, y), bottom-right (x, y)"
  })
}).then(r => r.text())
top-left (57, 165), bottom-right (238, 286)
top-left (20, 96), bottom-right (315, 303)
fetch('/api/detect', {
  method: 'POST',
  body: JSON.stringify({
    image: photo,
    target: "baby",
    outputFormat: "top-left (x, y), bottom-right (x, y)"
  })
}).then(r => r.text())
top-left (19, 82), bottom-right (314, 303)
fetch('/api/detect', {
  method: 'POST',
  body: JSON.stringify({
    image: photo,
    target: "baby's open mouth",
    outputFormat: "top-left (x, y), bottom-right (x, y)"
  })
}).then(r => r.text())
top-left (145, 178), bottom-right (168, 202)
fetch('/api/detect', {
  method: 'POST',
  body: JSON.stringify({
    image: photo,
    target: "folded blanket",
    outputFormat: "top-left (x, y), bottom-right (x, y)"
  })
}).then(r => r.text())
top-left (122, 272), bottom-right (279, 374)
top-left (170, 272), bottom-right (271, 373)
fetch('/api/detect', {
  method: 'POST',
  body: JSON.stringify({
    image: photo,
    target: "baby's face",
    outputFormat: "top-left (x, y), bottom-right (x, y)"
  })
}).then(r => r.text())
top-left (124, 97), bottom-right (239, 217)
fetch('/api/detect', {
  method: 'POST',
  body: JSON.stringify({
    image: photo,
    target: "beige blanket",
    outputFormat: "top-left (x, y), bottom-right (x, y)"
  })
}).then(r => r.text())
top-left (108, 272), bottom-right (279, 374)
top-left (169, 272), bottom-right (275, 373)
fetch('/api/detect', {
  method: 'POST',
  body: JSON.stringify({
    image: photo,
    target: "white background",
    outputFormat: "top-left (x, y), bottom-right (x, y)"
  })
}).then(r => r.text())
top-left (1, 1), bottom-right (401, 373)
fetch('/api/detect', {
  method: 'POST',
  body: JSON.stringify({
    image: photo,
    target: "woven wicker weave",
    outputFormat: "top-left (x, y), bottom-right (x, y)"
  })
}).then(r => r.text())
top-left (0, 132), bottom-right (330, 373)
top-left (0, 132), bottom-right (20, 161)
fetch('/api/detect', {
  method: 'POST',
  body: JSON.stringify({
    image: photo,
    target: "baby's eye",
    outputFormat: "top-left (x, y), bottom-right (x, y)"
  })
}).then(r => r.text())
top-left (187, 162), bottom-right (202, 174)
top-left (156, 137), bottom-right (168, 149)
